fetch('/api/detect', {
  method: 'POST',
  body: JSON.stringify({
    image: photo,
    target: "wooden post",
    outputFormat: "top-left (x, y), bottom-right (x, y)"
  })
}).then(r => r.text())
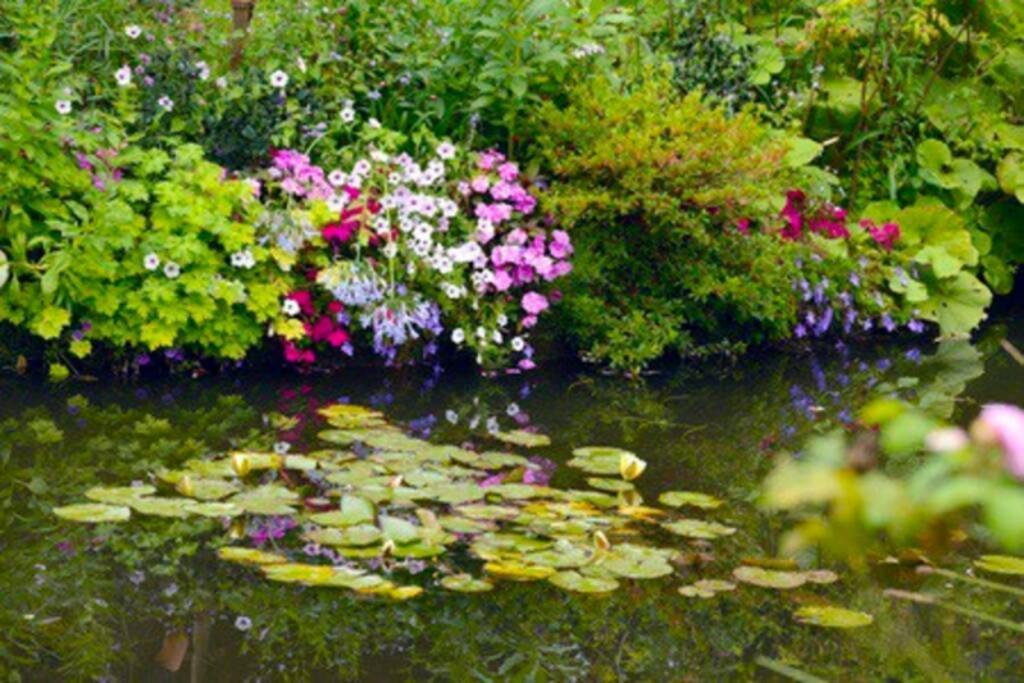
top-left (230, 0), bottom-right (255, 69)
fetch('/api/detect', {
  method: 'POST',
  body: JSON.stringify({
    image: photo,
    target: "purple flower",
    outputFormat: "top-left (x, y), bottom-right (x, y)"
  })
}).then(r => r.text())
top-left (907, 319), bottom-right (925, 334)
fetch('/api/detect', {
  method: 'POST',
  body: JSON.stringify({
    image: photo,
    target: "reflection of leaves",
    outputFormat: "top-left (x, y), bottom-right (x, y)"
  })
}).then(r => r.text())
top-left (794, 606), bottom-right (873, 628)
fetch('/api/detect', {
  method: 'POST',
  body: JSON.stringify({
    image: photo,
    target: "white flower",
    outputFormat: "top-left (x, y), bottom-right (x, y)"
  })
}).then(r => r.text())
top-left (296, 56), bottom-right (307, 73)
top-left (475, 326), bottom-right (487, 339)
top-left (506, 403), bottom-right (520, 417)
top-left (436, 141), bottom-right (456, 160)
top-left (451, 328), bottom-right (465, 344)
top-left (195, 61), bottom-right (210, 81)
top-left (273, 441), bottom-right (291, 454)
top-left (511, 336), bottom-right (526, 352)
top-left (163, 261), bottom-right (181, 279)
top-left (492, 330), bottom-right (503, 344)
top-left (269, 70), bottom-right (289, 88)
top-left (215, 76), bottom-right (228, 89)
top-left (445, 409), bottom-right (459, 424)
top-left (282, 299), bottom-right (301, 316)
top-left (497, 313), bottom-right (508, 327)
top-left (124, 25), bottom-right (142, 39)
top-left (352, 159), bottom-right (371, 176)
top-left (370, 149), bottom-right (389, 163)
top-left (327, 169), bottom-right (347, 187)
top-left (115, 65), bottom-right (132, 87)
top-left (367, 117), bottom-right (381, 129)
top-left (55, 100), bottom-right (72, 115)
top-left (327, 194), bottom-right (347, 213)
top-left (382, 242), bottom-right (398, 259)
top-left (143, 253), bottom-right (161, 271)
top-left (486, 417), bottom-right (500, 434)
top-left (157, 96), bottom-right (174, 111)
top-left (230, 250), bottom-right (255, 269)
top-left (339, 107), bottom-right (355, 123)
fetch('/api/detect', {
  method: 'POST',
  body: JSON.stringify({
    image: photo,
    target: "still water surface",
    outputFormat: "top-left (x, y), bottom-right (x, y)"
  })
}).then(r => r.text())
top-left (1, 320), bottom-right (1022, 681)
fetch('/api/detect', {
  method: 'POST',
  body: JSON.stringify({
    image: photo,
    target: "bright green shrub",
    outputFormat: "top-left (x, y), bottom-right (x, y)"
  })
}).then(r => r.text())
top-left (535, 75), bottom-right (806, 372)
top-left (1, 143), bottom-right (288, 360)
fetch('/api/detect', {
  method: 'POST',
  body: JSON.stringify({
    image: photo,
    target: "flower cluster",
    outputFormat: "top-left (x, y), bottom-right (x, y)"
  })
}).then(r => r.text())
top-left (779, 189), bottom-right (902, 251)
top-left (260, 140), bottom-right (573, 370)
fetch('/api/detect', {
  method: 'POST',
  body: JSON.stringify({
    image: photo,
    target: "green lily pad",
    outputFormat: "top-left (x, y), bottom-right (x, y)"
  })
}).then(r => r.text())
top-left (587, 478), bottom-right (635, 493)
top-left (440, 574), bottom-right (494, 592)
top-left (476, 451), bottom-right (530, 469)
top-left (527, 540), bottom-right (596, 568)
top-left (217, 547), bottom-right (288, 565)
top-left (391, 542), bottom-right (446, 558)
top-left (54, 503), bottom-right (131, 523)
top-left (600, 544), bottom-right (675, 579)
top-left (662, 519), bottom-right (736, 539)
top-left (456, 504), bottom-right (521, 520)
top-left (318, 404), bottom-right (387, 429)
top-left (572, 446), bottom-right (635, 459)
top-left (85, 485), bottom-right (156, 504)
top-left (311, 494), bottom-right (376, 527)
top-left (438, 515), bottom-right (495, 534)
top-left (549, 570), bottom-right (619, 593)
top-left (567, 455), bottom-right (621, 475)
top-left (487, 483), bottom-right (546, 500)
top-left (422, 483), bottom-right (486, 505)
top-left (180, 478), bottom-right (240, 501)
top-left (680, 578), bottom-right (736, 597)
top-left (186, 502), bottom-right (243, 518)
top-left (305, 524), bottom-right (382, 547)
top-left (733, 566), bottom-right (807, 589)
top-left (129, 497), bottom-right (195, 518)
top-left (262, 563), bottom-right (337, 585)
top-left (380, 515), bottom-right (421, 544)
top-left (974, 555), bottom-right (1024, 575)
top-left (484, 561), bottom-right (555, 582)
top-left (679, 585), bottom-right (716, 598)
top-left (493, 430), bottom-right (551, 448)
top-left (794, 606), bottom-right (874, 628)
top-left (658, 491), bottom-right (723, 510)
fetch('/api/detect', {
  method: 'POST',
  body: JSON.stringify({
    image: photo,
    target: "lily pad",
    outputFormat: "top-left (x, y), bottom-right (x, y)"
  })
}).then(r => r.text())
top-left (129, 497), bottom-right (195, 518)
top-left (587, 478), bottom-right (635, 493)
top-left (484, 561), bottom-right (555, 582)
top-left (262, 563), bottom-right (338, 585)
top-left (549, 570), bottom-right (619, 593)
top-left (440, 574), bottom-right (494, 592)
top-left (186, 502), bottom-right (243, 518)
top-left (85, 485), bottom-right (156, 504)
top-left (662, 519), bottom-right (736, 539)
top-left (493, 430), bottom-right (551, 448)
top-left (599, 544), bottom-right (675, 579)
top-left (305, 524), bottom-right (382, 547)
top-left (311, 494), bottom-right (376, 526)
top-left (794, 606), bottom-right (874, 628)
top-left (658, 491), bottom-right (723, 510)
top-left (974, 555), bottom-right (1024, 575)
top-left (733, 566), bottom-right (807, 589)
top-left (380, 515), bottom-right (421, 545)
top-left (217, 547), bottom-right (288, 565)
top-left (567, 455), bottom-right (621, 475)
top-left (422, 483), bottom-right (486, 505)
top-left (572, 446), bottom-right (635, 459)
top-left (54, 503), bottom-right (131, 523)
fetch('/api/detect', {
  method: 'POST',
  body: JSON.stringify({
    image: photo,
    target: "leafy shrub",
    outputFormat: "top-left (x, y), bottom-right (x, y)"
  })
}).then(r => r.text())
top-left (535, 75), bottom-right (807, 372)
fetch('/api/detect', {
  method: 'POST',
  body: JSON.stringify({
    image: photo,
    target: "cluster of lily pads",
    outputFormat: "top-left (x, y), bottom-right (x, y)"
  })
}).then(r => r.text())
top-left (52, 404), bottom-right (871, 626)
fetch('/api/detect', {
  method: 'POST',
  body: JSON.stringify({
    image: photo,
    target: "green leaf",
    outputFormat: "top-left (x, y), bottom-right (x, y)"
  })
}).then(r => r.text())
top-left (974, 554), bottom-right (1024, 575)
top-left (33, 306), bottom-right (71, 339)
top-left (0, 249), bottom-right (8, 289)
top-left (54, 503), bottom-right (131, 523)
top-left (783, 137), bottom-right (823, 168)
top-left (917, 271), bottom-right (992, 337)
top-left (794, 606), bottom-right (873, 628)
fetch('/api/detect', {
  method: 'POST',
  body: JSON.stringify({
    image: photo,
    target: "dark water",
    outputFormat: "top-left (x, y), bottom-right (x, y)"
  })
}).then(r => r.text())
top-left (1, 320), bottom-right (1023, 682)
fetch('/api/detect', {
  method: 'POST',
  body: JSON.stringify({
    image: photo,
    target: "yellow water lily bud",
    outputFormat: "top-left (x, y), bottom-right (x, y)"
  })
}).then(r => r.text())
top-left (388, 474), bottom-right (404, 489)
top-left (231, 453), bottom-right (252, 477)
top-left (381, 539), bottom-right (396, 556)
top-left (228, 519), bottom-right (246, 540)
top-left (619, 453), bottom-right (647, 481)
top-left (618, 490), bottom-right (643, 508)
top-left (593, 530), bottom-right (611, 551)
top-left (176, 474), bottom-right (195, 497)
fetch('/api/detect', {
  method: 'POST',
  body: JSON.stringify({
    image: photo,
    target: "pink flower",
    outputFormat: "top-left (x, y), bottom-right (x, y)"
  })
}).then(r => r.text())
top-left (471, 176), bottom-right (490, 194)
top-left (491, 268), bottom-right (513, 291)
top-left (477, 149), bottom-right (506, 171)
top-left (861, 219), bottom-right (901, 250)
top-left (497, 162), bottom-right (519, 182)
top-left (523, 292), bottom-right (548, 316)
top-left (736, 218), bottom-right (751, 235)
top-left (549, 230), bottom-right (572, 259)
top-left (780, 190), bottom-right (805, 240)
top-left (287, 291), bottom-right (315, 315)
top-left (977, 404), bottom-right (1024, 479)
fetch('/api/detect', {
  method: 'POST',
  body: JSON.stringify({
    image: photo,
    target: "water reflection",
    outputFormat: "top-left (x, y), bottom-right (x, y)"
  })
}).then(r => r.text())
top-left (1, 324), bottom-right (1022, 681)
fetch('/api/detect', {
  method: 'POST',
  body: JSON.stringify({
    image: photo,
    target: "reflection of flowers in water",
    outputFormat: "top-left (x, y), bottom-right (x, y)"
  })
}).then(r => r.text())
top-left (249, 517), bottom-right (298, 546)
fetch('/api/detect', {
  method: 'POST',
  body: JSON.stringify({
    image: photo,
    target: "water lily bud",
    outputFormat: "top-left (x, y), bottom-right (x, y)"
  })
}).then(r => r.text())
top-left (619, 453), bottom-right (647, 481)
top-left (231, 453), bottom-right (252, 477)
top-left (381, 539), bottom-right (396, 556)
top-left (388, 475), bottom-right (404, 489)
top-left (228, 519), bottom-right (246, 540)
top-left (593, 530), bottom-right (611, 551)
top-left (176, 474), bottom-right (195, 497)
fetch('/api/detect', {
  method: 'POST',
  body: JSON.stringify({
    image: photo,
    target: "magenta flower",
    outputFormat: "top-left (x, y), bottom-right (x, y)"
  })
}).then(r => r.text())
top-left (549, 230), bottom-right (572, 259)
top-left (977, 404), bottom-right (1024, 479)
top-left (497, 162), bottom-right (519, 182)
top-left (521, 292), bottom-right (549, 316)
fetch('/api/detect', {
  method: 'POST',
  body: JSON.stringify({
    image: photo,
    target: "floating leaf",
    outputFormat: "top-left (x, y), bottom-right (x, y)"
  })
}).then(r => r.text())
top-left (804, 569), bottom-right (839, 585)
top-left (387, 585), bottom-right (424, 600)
top-left (662, 519), bottom-right (736, 539)
top-left (380, 515), bottom-right (421, 545)
top-left (217, 547), bottom-right (288, 566)
top-left (975, 555), bottom-right (1024, 575)
top-left (599, 544), bottom-right (675, 579)
top-left (658, 491), bottom-right (723, 510)
top-left (422, 483), bottom-right (486, 505)
top-left (484, 561), bottom-right (555, 582)
top-left (262, 563), bottom-right (338, 585)
top-left (85, 485), bottom-right (156, 504)
top-left (54, 503), bottom-right (130, 523)
top-left (587, 478), bottom-right (635, 493)
top-left (492, 430), bottom-right (551, 448)
top-left (573, 446), bottom-right (636, 459)
top-left (567, 455), bottom-right (621, 475)
top-left (440, 574), bottom-right (494, 592)
top-left (733, 566), bottom-right (807, 589)
top-left (304, 525), bottom-right (382, 547)
top-left (129, 498), bottom-right (195, 518)
top-left (549, 570), bottom-right (618, 593)
top-left (794, 606), bottom-right (874, 628)
top-left (186, 502), bottom-right (243, 518)
top-left (311, 495), bottom-right (376, 527)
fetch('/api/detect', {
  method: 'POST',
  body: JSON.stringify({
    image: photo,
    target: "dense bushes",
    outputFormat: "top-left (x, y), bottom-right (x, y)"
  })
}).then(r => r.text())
top-left (1, 0), bottom-right (1021, 375)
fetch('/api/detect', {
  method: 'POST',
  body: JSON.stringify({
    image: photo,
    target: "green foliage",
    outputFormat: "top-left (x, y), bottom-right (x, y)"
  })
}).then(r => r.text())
top-left (535, 75), bottom-right (805, 372)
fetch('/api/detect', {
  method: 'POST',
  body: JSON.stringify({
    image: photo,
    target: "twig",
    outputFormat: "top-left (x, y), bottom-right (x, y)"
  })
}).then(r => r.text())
top-left (999, 339), bottom-right (1024, 366)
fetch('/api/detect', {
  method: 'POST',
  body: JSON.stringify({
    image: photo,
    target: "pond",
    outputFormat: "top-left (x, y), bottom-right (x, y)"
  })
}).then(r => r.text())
top-left (1, 319), bottom-right (1023, 682)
